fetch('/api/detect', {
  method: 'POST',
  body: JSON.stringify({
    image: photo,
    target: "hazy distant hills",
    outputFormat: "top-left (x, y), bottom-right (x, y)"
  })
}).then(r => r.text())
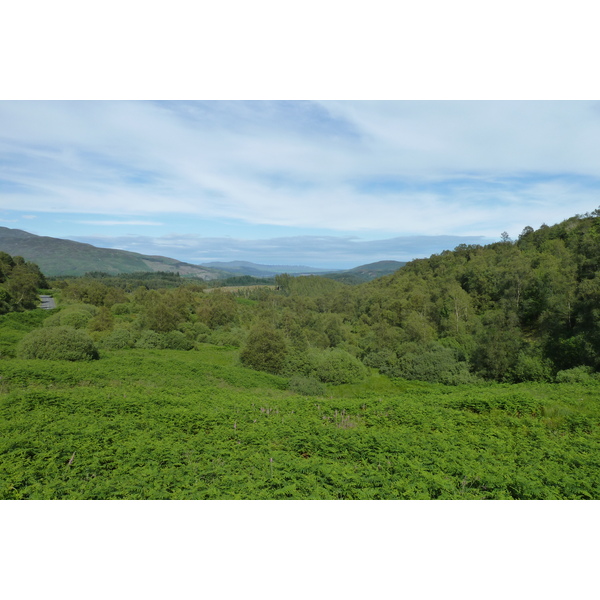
top-left (322, 260), bottom-right (406, 284)
top-left (0, 227), bottom-right (225, 279)
top-left (201, 260), bottom-right (338, 278)
top-left (0, 227), bottom-right (406, 282)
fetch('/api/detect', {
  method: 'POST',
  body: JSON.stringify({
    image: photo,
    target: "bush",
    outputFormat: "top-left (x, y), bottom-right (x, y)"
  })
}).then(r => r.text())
top-left (61, 310), bottom-right (93, 329)
top-left (288, 375), bottom-right (327, 396)
top-left (240, 323), bottom-right (287, 374)
top-left (208, 327), bottom-right (247, 347)
top-left (43, 305), bottom-right (97, 329)
top-left (510, 351), bottom-right (553, 382)
top-left (555, 366), bottom-right (596, 384)
top-left (382, 343), bottom-right (475, 385)
top-left (131, 329), bottom-right (195, 350)
top-left (88, 307), bottom-right (115, 332)
top-left (313, 348), bottom-right (367, 384)
top-left (163, 330), bottom-right (195, 350)
top-left (100, 328), bottom-right (135, 350)
top-left (17, 326), bottom-right (99, 361)
top-left (135, 330), bottom-right (165, 349)
top-left (283, 348), bottom-right (316, 377)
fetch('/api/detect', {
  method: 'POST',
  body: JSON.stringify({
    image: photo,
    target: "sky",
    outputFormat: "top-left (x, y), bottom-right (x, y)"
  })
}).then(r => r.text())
top-left (2, 100), bottom-right (600, 269)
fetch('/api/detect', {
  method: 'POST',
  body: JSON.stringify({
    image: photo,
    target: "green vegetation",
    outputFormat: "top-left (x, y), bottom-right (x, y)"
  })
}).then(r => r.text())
top-left (17, 327), bottom-right (99, 361)
top-left (0, 251), bottom-right (48, 314)
top-left (1, 349), bottom-right (599, 499)
top-left (3, 211), bottom-right (600, 499)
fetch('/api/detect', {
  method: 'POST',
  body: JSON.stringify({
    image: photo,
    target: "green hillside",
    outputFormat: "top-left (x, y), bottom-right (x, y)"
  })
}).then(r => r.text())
top-left (322, 260), bottom-right (406, 284)
top-left (0, 227), bottom-right (224, 278)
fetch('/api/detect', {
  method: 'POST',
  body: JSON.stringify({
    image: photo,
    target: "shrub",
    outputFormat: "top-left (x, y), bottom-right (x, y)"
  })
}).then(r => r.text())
top-left (42, 312), bottom-right (63, 327)
top-left (288, 375), bottom-right (327, 396)
top-left (382, 343), bottom-right (475, 385)
top-left (313, 348), bottom-right (367, 384)
top-left (208, 327), bottom-right (247, 347)
top-left (17, 326), bottom-right (99, 361)
top-left (43, 305), bottom-right (97, 329)
top-left (555, 366), bottom-right (595, 384)
top-left (61, 310), bottom-right (93, 329)
top-left (163, 330), bottom-right (195, 350)
top-left (135, 330), bottom-right (165, 349)
top-left (88, 306), bottom-right (115, 332)
top-left (240, 323), bottom-right (287, 374)
top-left (510, 351), bottom-right (553, 382)
top-left (192, 322), bottom-right (212, 342)
top-left (100, 328), bottom-right (135, 350)
top-left (283, 348), bottom-right (316, 377)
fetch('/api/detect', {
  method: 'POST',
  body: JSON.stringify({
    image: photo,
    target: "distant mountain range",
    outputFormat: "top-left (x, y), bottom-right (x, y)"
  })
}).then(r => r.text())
top-left (201, 260), bottom-right (337, 278)
top-left (321, 260), bottom-right (407, 284)
top-left (0, 227), bottom-right (224, 279)
top-left (0, 226), bottom-right (406, 282)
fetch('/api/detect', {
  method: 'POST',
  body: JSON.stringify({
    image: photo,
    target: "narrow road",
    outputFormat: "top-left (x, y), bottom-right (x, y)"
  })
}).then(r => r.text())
top-left (39, 295), bottom-right (56, 310)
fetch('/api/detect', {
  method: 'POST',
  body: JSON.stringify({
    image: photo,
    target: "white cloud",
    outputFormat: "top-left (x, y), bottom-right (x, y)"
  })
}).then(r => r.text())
top-left (68, 232), bottom-right (495, 268)
top-left (1, 101), bottom-right (600, 239)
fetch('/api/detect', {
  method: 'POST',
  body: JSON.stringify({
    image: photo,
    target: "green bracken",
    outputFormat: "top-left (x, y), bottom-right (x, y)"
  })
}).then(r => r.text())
top-left (1, 348), bottom-right (599, 500)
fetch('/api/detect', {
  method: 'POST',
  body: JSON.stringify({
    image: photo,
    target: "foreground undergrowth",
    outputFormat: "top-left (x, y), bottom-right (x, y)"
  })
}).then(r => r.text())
top-left (1, 347), bottom-right (599, 499)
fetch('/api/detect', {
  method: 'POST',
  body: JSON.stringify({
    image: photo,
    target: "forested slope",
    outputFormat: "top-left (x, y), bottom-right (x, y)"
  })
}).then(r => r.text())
top-left (339, 210), bottom-right (600, 383)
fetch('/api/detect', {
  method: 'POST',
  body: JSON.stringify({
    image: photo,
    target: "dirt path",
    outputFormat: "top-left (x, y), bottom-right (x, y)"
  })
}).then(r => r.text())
top-left (39, 295), bottom-right (56, 309)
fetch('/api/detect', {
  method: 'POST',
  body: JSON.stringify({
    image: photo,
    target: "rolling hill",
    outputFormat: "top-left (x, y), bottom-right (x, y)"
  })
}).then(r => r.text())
top-left (321, 260), bottom-right (406, 284)
top-left (0, 227), bottom-right (407, 282)
top-left (0, 227), bottom-right (225, 279)
top-left (200, 260), bottom-right (338, 277)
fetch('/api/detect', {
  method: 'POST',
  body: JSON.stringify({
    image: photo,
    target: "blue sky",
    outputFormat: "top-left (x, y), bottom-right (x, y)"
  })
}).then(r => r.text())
top-left (2, 100), bottom-right (600, 268)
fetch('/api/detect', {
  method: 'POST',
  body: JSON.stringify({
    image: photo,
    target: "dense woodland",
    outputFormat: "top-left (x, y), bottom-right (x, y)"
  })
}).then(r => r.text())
top-left (1, 211), bottom-right (600, 499)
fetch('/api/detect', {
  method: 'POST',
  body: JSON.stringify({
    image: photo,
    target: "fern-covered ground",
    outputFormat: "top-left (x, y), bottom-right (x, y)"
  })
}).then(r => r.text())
top-left (2, 346), bottom-right (599, 500)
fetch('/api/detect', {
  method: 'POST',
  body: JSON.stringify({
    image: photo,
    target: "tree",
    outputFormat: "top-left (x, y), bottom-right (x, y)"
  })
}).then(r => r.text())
top-left (88, 306), bottom-right (115, 332)
top-left (240, 322), bottom-right (287, 374)
top-left (4, 265), bottom-right (39, 309)
top-left (144, 299), bottom-right (183, 332)
top-left (196, 290), bottom-right (238, 329)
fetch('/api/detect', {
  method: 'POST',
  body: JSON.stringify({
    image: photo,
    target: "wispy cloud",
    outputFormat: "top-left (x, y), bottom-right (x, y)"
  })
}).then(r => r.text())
top-left (74, 220), bottom-right (164, 226)
top-left (1, 101), bottom-right (599, 256)
top-left (68, 232), bottom-right (495, 269)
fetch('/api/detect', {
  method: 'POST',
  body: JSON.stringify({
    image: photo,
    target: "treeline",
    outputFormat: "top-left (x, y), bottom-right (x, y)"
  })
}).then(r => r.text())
top-left (49, 271), bottom-right (275, 292)
top-left (0, 252), bottom-right (48, 314)
top-left (50, 271), bottom-right (206, 292)
top-left (9, 209), bottom-right (600, 386)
